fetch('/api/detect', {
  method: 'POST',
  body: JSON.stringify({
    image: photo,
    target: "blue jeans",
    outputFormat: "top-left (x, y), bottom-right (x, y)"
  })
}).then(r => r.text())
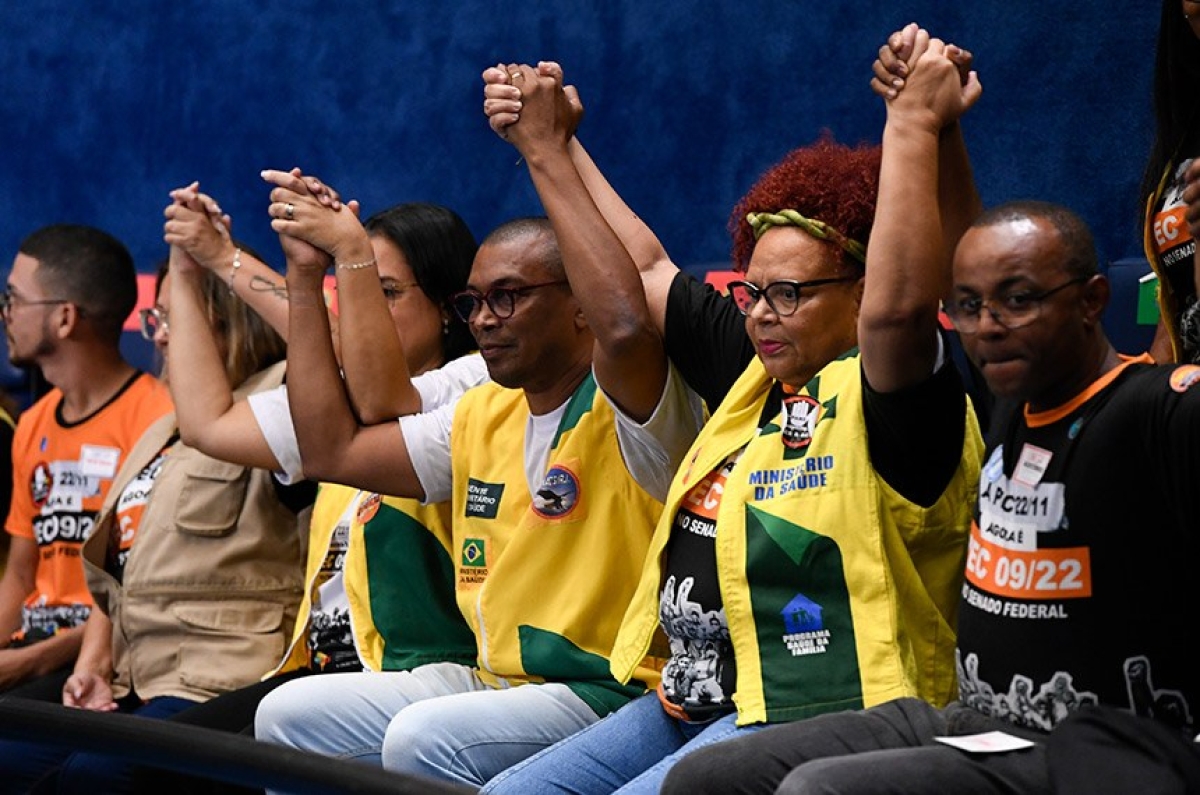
top-left (482, 692), bottom-right (762, 795)
top-left (254, 661), bottom-right (601, 789)
top-left (0, 695), bottom-right (197, 794)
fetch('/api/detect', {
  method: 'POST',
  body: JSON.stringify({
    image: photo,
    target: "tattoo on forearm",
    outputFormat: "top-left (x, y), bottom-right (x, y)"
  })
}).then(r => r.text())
top-left (249, 275), bottom-right (289, 301)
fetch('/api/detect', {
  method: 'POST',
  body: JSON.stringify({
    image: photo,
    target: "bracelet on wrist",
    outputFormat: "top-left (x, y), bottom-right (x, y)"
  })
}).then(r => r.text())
top-left (336, 257), bottom-right (376, 271)
top-left (227, 248), bottom-right (243, 293)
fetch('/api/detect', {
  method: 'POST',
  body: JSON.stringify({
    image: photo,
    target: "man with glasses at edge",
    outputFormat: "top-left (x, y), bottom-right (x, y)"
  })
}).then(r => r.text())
top-left (0, 224), bottom-right (171, 699)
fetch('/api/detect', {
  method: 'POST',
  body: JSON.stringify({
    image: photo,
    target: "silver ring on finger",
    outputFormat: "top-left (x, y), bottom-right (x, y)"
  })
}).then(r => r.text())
top-left (284, 203), bottom-right (295, 221)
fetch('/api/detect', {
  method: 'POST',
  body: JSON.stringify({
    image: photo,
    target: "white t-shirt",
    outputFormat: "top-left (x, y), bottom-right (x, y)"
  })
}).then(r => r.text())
top-left (247, 352), bottom-right (489, 483)
top-left (607, 362), bottom-right (707, 502)
top-left (403, 363), bottom-right (705, 506)
top-left (400, 393), bottom-right (571, 506)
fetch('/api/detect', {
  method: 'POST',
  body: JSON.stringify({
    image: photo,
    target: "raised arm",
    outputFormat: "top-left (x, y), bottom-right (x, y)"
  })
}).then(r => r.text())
top-left (494, 64), bottom-right (667, 422)
top-left (261, 169), bottom-right (423, 423)
top-left (161, 209), bottom-right (281, 471)
top-left (872, 25), bottom-right (982, 274)
top-left (937, 55), bottom-right (983, 253)
top-left (164, 183), bottom-right (291, 338)
top-left (267, 180), bottom-right (426, 498)
top-left (859, 30), bottom-right (982, 392)
top-left (483, 63), bottom-right (679, 338)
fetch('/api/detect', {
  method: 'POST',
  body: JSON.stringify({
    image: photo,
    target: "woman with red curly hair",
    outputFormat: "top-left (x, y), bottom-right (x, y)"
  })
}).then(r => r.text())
top-left (479, 26), bottom-right (983, 795)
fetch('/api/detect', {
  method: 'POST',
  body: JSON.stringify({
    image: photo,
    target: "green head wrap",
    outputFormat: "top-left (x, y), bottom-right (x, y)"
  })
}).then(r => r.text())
top-left (746, 209), bottom-right (866, 266)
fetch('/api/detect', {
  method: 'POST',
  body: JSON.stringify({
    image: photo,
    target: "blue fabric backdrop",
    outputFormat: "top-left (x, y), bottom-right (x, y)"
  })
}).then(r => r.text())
top-left (0, 1), bottom-right (1160, 382)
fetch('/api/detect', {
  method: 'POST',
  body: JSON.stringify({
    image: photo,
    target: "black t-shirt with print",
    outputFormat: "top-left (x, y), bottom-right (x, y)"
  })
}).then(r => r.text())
top-left (957, 362), bottom-right (1200, 737)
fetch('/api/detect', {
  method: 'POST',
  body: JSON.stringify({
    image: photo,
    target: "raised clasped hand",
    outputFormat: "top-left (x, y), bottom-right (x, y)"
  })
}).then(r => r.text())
top-left (163, 181), bottom-right (234, 274)
top-left (482, 61), bottom-right (583, 148)
top-left (886, 32), bottom-right (982, 132)
top-left (262, 167), bottom-right (362, 275)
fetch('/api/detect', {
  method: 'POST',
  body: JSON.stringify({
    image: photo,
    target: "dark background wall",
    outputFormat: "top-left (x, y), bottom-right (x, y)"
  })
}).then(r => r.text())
top-left (0, 2), bottom-right (1160, 393)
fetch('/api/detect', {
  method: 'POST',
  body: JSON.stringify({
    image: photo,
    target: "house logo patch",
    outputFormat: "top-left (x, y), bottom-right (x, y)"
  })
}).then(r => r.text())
top-left (780, 592), bottom-right (831, 657)
top-left (532, 465), bottom-right (580, 519)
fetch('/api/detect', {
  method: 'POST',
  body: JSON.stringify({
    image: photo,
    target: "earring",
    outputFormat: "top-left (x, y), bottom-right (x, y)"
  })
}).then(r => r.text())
top-left (442, 316), bottom-right (451, 336)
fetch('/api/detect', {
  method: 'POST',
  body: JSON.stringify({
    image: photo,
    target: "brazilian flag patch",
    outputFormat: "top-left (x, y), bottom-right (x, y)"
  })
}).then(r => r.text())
top-left (461, 538), bottom-right (487, 567)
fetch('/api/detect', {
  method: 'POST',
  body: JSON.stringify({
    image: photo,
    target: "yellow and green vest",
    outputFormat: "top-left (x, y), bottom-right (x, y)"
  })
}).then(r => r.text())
top-left (272, 483), bottom-right (475, 675)
top-left (451, 374), bottom-right (663, 716)
top-left (611, 351), bottom-right (983, 725)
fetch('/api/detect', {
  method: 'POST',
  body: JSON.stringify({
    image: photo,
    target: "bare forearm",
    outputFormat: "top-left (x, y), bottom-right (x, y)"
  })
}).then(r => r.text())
top-left (71, 612), bottom-right (113, 679)
top-left (874, 120), bottom-right (946, 312)
top-left (567, 139), bottom-right (671, 273)
top-left (525, 143), bottom-right (667, 421)
top-left (0, 540), bottom-right (37, 644)
top-left (859, 119), bottom-right (945, 390)
top-left (168, 266), bottom-right (237, 444)
top-left (333, 238), bottom-right (421, 423)
top-left (286, 274), bottom-right (363, 477)
top-left (568, 138), bottom-right (677, 332)
top-left (287, 270), bottom-right (426, 496)
top-left (25, 625), bottom-right (85, 678)
top-left (938, 121), bottom-right (982, 260)
top-left (0, 592), bottom-right (25, 646)
top-left (235, 260), bottom-right (292, 340)
top-left (526, 145), bottom-right (656, 345)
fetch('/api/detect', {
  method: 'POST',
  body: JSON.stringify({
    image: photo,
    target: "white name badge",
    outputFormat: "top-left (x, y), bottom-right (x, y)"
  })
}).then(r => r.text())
top-left (934, 731), bottom-right (1036, 753)
top-left (1012, 444), bottom-right (1052, 488)
top-left (79, 445), bottom-right (121, 479)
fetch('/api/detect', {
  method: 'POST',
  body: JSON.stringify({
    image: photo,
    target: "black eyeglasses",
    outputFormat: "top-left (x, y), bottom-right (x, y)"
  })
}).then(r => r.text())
top-left (0, 289), bottom-right (71, 316)
top-left (727, 277), bottom-right (858, 317)
top-left (943, 276), bottom-right (1089, 333)
top-left (138, 307), bottom-right (168, 340)
top-left (451, 280), bottom-right (569, 322)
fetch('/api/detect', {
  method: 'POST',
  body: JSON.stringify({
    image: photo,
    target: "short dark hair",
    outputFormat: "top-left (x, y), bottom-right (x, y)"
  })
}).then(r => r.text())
top-left (970, 201), bottom-right (1099, 279)
top-left (365, 203), bottom-right (478, 361)
top-left (19, 224), bottom-right (137, 345)
top-left (480, 217), bottom-right (564, 280)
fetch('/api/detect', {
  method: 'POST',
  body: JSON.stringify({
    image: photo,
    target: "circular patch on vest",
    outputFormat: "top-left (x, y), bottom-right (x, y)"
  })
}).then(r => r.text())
top-left (30, 462), bottom-right (51, 508)
top-left (781, 395), bottom-right (821, 450)
top-left (532, 465), bottom-right (580, 519)
top-left (356, 492), bottom-right (382, 524)
top-left (1169, 364), bottom-right (1200, 393)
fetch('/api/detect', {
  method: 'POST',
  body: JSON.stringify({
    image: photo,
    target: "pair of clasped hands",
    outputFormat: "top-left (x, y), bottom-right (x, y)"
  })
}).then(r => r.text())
top-left (479, 22), bottom-right (982, 160)
top-left (162, 20), bottom-right (983, 279)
